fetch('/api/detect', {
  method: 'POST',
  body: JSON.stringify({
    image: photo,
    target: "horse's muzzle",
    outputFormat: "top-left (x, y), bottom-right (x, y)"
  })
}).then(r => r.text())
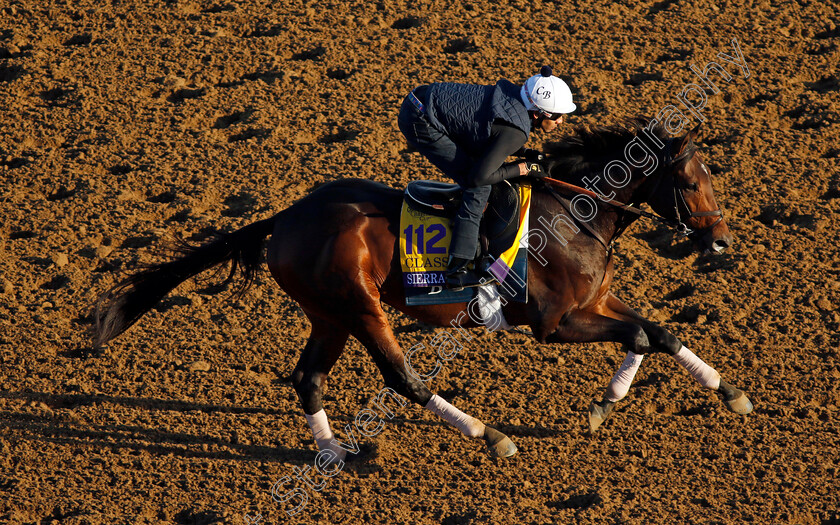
top-left (711, 237), bottom-right (731, 253)
top-left (696, 222), bottom-right (733, 255)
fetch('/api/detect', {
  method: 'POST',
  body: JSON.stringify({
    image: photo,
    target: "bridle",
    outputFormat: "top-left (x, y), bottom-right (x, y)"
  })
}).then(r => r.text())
top-left (649, 138), bottom-right (723, 239)
top-left (669, 172), bottom-right (724, 238)
top-left (540, 138), bottom-right (723, 249)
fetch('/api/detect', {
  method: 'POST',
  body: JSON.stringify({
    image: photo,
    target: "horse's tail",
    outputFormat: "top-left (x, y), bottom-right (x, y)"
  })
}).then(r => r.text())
top-left (92, 214), bottom-right (279, 349)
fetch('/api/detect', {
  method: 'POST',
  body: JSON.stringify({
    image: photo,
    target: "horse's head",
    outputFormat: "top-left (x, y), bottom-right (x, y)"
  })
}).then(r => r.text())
top-left (541, 119), bottom-right (733, 254)
top-left (646, 125), bottom-right (733, 254)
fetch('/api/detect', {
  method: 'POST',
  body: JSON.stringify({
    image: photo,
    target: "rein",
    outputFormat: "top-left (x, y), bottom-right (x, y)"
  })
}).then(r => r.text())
top-left (541, 176), bottom-right (680, 229)
top-left (540, 175), bottom-right (689, 252)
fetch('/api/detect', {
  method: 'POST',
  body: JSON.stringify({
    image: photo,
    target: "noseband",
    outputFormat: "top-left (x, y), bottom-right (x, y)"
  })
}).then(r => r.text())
top-left (660, 139), bottom-right (723, 239)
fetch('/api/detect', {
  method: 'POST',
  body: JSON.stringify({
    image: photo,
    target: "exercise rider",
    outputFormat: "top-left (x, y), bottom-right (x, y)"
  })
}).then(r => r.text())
top-left (397, 65), bottom-right (576, 289)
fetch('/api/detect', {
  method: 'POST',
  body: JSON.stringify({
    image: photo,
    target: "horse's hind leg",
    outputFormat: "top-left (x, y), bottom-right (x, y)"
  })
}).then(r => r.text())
top-left (291, 316), bottom-right (351, 463)
top-left (349, 299), bottom-right (517, 458)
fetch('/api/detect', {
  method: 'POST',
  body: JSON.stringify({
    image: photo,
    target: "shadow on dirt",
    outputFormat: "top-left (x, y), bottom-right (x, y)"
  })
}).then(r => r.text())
top-left (631, 222), bottom-right (694, 260)
top-left (0, 409), bottom-right (307, 463)
top-left (0, 390), bottom-right (310, 462)
top-left (1, 390), bottom-right (293, 415)
top-left (547, 490), bottom-right (603, 510)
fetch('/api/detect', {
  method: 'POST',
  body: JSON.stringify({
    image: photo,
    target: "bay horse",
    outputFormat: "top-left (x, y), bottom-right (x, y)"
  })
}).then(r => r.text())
top-left (93, 118), bottom-right (753, 464)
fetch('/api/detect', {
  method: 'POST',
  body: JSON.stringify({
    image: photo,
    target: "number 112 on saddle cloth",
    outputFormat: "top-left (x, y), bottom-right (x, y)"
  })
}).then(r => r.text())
top-left (399, 206), bottom-right (450, 288)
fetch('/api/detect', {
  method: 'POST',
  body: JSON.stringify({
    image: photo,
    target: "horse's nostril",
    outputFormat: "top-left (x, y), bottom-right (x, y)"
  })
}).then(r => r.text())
top-left (712, 239), bottom-right (729, 253)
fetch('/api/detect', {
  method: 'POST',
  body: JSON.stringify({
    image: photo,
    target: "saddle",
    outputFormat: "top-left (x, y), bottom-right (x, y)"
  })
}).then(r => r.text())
top-left (404, 180), bottom-right (521, 259)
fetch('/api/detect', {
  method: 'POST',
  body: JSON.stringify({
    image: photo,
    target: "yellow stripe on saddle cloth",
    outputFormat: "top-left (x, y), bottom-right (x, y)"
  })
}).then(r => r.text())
top-left (487, 183), bottom-right (531, 286)
top-left (399, 183), bottom-right (532, 290)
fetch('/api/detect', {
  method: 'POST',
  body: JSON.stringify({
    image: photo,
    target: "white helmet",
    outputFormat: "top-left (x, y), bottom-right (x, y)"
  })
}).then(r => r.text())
top-left (521, 65), bottom-right (576, 115)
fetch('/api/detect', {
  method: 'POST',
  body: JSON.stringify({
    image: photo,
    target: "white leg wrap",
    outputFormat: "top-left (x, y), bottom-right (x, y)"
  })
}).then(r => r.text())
top-left (425, 395), bottom-right (485, 438)
top-left (605, 351), bottom-right (644, 402)
top-left (305, 409), bottom-right (347, 462)
top-left (672, 345), bottom-right (721, 390)
top-left (475, 284), bottom-right (513, 331)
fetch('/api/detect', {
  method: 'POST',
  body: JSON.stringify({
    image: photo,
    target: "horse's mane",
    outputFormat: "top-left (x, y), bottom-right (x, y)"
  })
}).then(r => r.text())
top-left (543, 117), bottom-right (696, 179)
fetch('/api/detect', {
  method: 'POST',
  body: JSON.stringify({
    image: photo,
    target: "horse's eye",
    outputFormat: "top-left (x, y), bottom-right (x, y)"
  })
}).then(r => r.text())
top-left (686, 183), bottom-right (699, 192)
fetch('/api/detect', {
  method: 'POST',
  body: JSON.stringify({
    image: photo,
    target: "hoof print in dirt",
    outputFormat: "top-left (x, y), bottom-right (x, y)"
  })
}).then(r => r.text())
top-left (624, 71), bottom-right (663, 86)
top-left (443, 37), bottom-right (479, 54)
top-left (63, 33), bottom-right (92, 46)
top-left (327, 67), bottom-right (355, 80)
top-left (391, 16), bottom-right (423, 30)
top-left (168, 87), bottom-right (207, 103)
top-left (319, 128), bottom-right (359, 144)
top-left (291, 45), bottom-right (326, 61)
top-left (213, 110), bottom-right (251, 129)
top-left (228, 128), bottom-right (271, 143)
top-left (0, 64), bottom-right (23, 83)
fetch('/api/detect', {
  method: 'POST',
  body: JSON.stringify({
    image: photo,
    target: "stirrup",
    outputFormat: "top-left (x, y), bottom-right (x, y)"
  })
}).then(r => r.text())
top-left (445, 268), bottom-right (498, 291)
top-left (444, 269), bottom-right (469, 291)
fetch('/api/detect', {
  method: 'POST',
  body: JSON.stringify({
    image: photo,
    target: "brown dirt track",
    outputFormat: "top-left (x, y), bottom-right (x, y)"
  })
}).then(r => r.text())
top-left (1, 0), bottom-right (839, 523)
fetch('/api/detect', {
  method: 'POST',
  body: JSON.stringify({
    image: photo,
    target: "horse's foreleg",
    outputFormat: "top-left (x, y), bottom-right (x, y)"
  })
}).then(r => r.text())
top-left (292, 317), bottom-right (351, 464)
top-left (546, 309), bottom-right (654, 431)
top-left (588, 350), bottom-right (646, 432)
top-left (602, 293), bottom-right (753, 416)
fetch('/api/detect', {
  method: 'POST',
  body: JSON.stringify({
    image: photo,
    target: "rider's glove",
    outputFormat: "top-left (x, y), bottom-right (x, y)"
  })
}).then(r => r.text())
top-left (516, 148), bottom-right (545, 163)
top-left (523, 148), bottom-right (545, 163)
top-left (524, 161), bottom-right (548, 179)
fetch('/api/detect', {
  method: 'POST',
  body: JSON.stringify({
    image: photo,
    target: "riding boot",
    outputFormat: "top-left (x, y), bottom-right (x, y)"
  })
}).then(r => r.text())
top-left (475, 254), bottom-right (499, 282)
top-left (445, 256), bottom-right (483, 291)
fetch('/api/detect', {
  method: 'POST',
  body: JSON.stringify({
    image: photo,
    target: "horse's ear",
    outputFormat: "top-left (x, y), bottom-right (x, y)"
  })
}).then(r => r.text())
top-left (677, 123), bottom-right (701, 154)
top-left (687, 122), bottom-right (701, 141)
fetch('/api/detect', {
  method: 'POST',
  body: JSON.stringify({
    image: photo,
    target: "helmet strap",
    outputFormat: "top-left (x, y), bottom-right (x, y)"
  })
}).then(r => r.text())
top-left (528, 111), bottom-right (546, 131)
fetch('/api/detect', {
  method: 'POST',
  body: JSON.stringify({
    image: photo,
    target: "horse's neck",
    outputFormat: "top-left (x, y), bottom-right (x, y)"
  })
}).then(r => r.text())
top-left (550, 166), bottom-right (654, 247)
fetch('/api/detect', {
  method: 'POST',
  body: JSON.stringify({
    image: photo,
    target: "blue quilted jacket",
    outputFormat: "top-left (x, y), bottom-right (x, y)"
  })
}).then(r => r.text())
top-left (425, 79), bottom-right (531, 154)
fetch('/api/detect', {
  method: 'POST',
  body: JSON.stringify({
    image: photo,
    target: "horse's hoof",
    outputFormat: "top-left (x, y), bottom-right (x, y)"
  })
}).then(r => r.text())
top-left (718, 379), bottom-right (754, 415)
top-left (588, 399), bottom-right (615, 433)
top-left (320, 443), bottom-right (349, 465)
top-left (484, 426), bottom-right (518, 458)
top-left (726, 393), bottom-right (753, 415)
